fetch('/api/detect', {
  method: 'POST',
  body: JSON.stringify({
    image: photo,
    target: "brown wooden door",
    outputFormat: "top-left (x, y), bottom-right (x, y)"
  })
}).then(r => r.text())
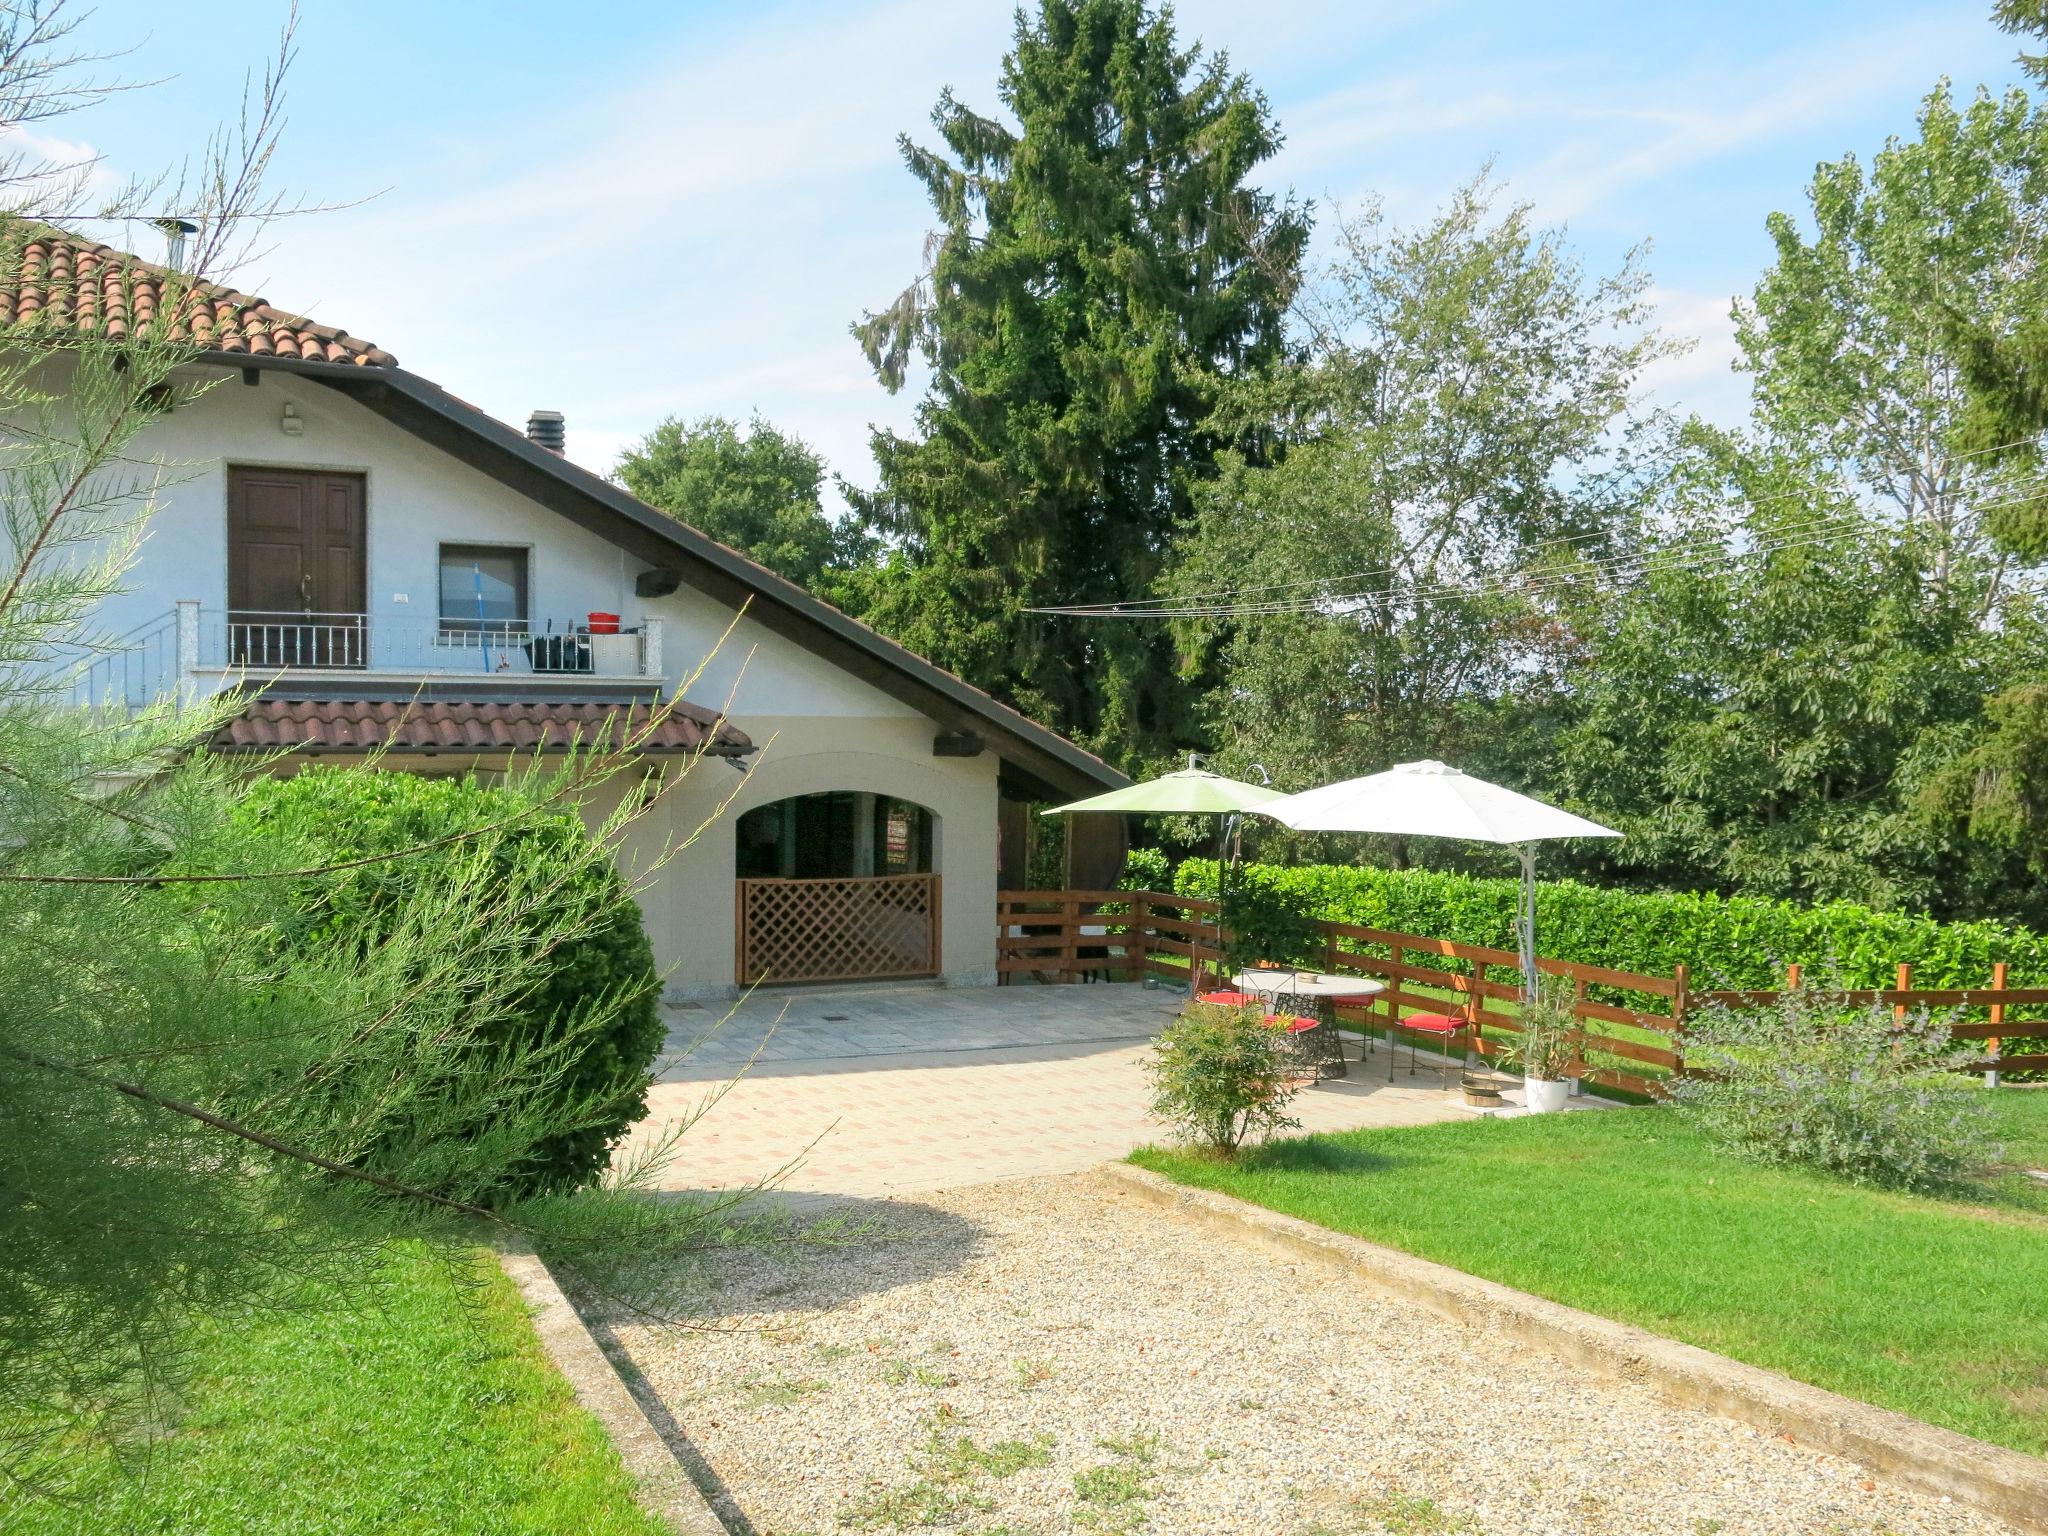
top-left (227, 468), bottom-right (365, 667)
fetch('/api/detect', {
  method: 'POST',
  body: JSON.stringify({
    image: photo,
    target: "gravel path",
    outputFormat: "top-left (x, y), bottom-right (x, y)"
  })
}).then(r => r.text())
top-left (599, 1173), bottom-right (2019, 1536)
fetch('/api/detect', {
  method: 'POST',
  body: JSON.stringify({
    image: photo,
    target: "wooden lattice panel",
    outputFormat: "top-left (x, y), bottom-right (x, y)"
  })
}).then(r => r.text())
top-left (738, 873), bottom-right (939, 985)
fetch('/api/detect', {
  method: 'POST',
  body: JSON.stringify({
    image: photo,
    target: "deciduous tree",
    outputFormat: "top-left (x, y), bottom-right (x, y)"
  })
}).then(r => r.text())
top-left (1554, 432), bottom-right (2048, 918)
top-left (1736, 81), bottom-right (2048, 590)
top-left (1165, 180), bottom-right (1671, 812)
top-left (615, 413), bottom-right (873, 603)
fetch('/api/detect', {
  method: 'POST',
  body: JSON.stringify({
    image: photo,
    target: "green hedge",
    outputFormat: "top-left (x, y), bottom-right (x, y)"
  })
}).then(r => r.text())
top-left (1171, 859), bottom-right (2048, 992)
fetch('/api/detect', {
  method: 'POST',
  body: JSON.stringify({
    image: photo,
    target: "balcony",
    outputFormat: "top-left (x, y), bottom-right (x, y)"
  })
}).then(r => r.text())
top-left (70, 602), bottom-right (666, 710)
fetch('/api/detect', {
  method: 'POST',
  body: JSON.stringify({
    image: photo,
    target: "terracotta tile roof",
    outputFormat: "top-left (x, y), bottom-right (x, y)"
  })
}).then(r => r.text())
top-left (211, 697), bottom-right (752, 757)
top-left (0, 226), bottom-right (395, 367)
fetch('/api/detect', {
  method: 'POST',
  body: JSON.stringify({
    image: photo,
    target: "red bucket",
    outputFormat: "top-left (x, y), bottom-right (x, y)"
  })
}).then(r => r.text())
top-left (586, 611), bottom-right (620, 634)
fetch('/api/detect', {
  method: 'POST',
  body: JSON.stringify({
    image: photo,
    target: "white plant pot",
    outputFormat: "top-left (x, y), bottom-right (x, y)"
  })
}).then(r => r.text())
top-left (1524, 1077), bottom-right (1570, 1114)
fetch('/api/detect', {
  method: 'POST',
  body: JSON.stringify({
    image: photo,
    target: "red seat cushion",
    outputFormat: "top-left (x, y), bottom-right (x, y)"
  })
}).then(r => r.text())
top-left (1284, 1015), bottom-right (1319, 1034)
top-left (1330, 995), bottom-right (1379, 1008)
top-left (1401, 1011), bottom-right (1464, 1034)
top-left (1197, 990), bottom-right (1257, 1007)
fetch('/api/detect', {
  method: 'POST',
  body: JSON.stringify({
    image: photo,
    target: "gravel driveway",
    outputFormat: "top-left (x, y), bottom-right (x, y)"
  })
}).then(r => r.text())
top-left (598, 1173), bottom-right (2018, 1536)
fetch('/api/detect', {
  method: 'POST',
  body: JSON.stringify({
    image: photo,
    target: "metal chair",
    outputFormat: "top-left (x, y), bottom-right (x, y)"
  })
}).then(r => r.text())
top-left (1330, 992), bottom-right (1380, 1058)
top-left (1272, 1015), bottom-right (1324, 1086)
top-left (1395, 1011), bottom-right (1466, 1087)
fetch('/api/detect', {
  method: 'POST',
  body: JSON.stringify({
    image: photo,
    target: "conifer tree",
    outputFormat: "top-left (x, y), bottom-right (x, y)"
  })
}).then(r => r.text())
top-left (853, 0), bottom-right (1306, 771)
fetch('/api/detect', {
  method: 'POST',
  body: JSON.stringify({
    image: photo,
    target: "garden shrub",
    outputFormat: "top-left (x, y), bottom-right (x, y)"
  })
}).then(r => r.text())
top-left (1145, 1000), bottom-right (1302, 1154)
top-left (227, 768), bottom-right (664, 1200)
top-left (1119, 846), bottom-right (1171, 892)
top-left (1667, 987), bottom-right (1998, 1190)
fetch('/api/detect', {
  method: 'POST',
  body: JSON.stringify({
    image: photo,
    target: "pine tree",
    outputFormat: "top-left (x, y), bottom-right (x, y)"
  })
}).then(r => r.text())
top-left (852, 0), bottom-right (1306, 771)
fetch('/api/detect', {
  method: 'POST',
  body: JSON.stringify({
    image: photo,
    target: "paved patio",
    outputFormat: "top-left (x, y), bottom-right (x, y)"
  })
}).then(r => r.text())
top-left (634, 981), bottom-right (1545, 1198)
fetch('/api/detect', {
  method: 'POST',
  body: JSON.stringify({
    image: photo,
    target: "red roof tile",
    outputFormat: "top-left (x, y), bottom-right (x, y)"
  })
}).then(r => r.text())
top-left (0, 226), bottom-right (395, 367)
top-left (211, 697), bottom-right (752, 757)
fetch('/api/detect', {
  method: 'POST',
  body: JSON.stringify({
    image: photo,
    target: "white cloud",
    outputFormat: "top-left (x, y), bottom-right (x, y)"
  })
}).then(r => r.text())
top-left (1638, 285), bottom-right (1750, 429)
top-left (44, 2), bottom-right (2019, 509)
top-left (0, 125), bottom-right (128, 216)
top-left (221, 0), bottom-right (1016, 503)
top-left (1510, 18), bottom-right (1957, 223)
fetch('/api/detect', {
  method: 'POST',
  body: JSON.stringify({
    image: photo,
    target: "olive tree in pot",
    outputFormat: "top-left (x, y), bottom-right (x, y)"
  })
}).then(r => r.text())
top-left (1501, 981), bottom-right (1578, 1113)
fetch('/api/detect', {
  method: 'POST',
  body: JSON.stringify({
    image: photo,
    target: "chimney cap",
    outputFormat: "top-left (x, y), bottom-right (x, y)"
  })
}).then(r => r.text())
top-left (153, 216), bottom-right (198, 270)
top-left (525, 409), bottom-right (565, 454)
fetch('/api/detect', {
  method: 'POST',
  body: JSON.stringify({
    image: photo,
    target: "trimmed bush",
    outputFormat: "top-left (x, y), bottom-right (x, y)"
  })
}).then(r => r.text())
top-left (1119, 846), bottom-right (1171, 892)
top-left (227, 768), bottom-right (664, 1199)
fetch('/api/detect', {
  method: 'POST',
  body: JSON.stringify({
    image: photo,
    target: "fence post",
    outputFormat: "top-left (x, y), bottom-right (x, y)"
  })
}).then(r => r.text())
top-left (1988, 961), bottom-right (2007, 1090)
top-left (1568, 973), bottom-right (1587, 1098)
top-left (1061, 893), bottom-right (1079, 983)
top-left (1893, 962), bottom-right (1912, 1062)
top-left (1670, 962), bottom-right (1689, 1091)
top-left (1786, 962), bottom-right (1802, 990)
top-left (1128, 893), bottom-right (1150, 983)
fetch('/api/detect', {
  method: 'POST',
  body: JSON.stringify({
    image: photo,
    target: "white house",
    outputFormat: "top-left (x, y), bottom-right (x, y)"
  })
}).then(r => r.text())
top-left (8, 230), bottom-right (1126, 996)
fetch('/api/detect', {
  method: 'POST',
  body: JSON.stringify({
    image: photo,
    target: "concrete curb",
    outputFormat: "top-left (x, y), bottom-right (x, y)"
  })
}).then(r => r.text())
top-left (497, 1244), bottom-right (730, 1536)
top-left (1100, 1161), bottom-right (2048, 1535)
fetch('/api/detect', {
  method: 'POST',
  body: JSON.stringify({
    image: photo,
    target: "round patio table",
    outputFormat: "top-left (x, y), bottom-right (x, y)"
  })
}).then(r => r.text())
top-left (1232, 969), bottom-right (1385, 1080)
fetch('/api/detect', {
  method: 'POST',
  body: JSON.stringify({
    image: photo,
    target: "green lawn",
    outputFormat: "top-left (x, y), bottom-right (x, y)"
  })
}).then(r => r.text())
top-left (1987, 1085), bottom-right (2048, 1171)
top-left (1, 1243), bottom-right (668, 1536)
top-left (1132, 1089), bottom-right (2048, 1456)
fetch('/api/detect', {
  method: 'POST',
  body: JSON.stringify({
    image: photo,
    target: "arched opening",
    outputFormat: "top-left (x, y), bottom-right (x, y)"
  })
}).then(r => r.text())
top-left (735, 791), bottom-right (936, 880)
top-left (734, 792), bottom-right (941, 985)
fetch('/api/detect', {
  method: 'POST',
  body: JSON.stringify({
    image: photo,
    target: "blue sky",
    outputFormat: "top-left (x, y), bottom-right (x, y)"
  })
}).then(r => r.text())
top-left (34, 0), bottom-right (2033, 500)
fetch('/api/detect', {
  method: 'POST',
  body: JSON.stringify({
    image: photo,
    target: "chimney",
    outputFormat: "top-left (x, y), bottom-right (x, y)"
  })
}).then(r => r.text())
top-left (526, 409), bottom-right (565, 455)
top-left (154, 217), bottom-right (197, 271)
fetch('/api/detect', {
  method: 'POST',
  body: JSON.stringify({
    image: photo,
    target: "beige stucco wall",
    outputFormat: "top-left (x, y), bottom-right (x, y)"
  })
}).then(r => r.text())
top-left (372, 724), bottom-right (998, 998)
top-left (610, 717), bottom-right (1000, 998)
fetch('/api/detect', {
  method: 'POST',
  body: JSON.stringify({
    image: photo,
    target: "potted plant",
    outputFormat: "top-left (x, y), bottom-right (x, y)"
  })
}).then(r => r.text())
top-left (1501, 981), bottom-right (1577, 1113)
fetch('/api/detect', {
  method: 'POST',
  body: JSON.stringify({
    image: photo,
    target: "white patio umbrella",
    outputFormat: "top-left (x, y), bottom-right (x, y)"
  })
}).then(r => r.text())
top-left (1255, 760), bottom-right (1619, 1002)
top-left (1043, 757), bottom-right (1281, 996)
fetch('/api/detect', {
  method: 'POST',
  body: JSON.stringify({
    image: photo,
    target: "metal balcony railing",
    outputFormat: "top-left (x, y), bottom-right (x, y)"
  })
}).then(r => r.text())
top-left (201, 611), bottom-right (658, 680)
top-left (64, 611), bottom-right (182, 709)
top-left (63, 603), bottom-right (666, 710)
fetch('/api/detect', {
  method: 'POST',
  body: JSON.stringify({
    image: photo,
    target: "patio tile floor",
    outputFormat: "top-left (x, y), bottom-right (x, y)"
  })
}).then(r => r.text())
top-left (633, 981), bottom-right (1544, 1199)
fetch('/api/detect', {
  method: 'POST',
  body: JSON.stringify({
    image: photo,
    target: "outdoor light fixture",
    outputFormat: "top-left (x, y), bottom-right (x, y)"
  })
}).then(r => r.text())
top-left (279, 402), bottom-right (303, 436)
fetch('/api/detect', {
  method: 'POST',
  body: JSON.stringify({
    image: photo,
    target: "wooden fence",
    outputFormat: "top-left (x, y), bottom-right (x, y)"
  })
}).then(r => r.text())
top-left (997, 888), bottom-right (1684, 1096)
top-left (996, 890), bottom-right (2048, 1095)
top-left (1700, 961), bottom-right (2048, 1079)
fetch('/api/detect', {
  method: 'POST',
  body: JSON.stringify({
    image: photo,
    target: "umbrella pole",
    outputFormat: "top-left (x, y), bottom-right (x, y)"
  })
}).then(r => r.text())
top-left (1517, 844), bottom-right (1538, 1006)
top-left (1200, 815), bottom-right (1231, 1000)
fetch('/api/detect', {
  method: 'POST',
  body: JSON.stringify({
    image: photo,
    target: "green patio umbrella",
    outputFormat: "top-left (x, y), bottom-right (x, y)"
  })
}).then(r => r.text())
top-left (1042, 756), bottom-right (1280, 997)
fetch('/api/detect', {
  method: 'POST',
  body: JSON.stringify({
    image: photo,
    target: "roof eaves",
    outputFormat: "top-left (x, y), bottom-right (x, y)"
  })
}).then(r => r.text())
top-left (223, 351), bottom-right (1127, 797)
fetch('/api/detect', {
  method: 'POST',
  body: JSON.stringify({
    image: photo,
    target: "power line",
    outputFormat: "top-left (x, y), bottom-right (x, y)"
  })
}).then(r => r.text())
top-left (1028, 434), bottom-right (2048, 619)
top-left (1029, 486), bottom-right (2048, 622)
